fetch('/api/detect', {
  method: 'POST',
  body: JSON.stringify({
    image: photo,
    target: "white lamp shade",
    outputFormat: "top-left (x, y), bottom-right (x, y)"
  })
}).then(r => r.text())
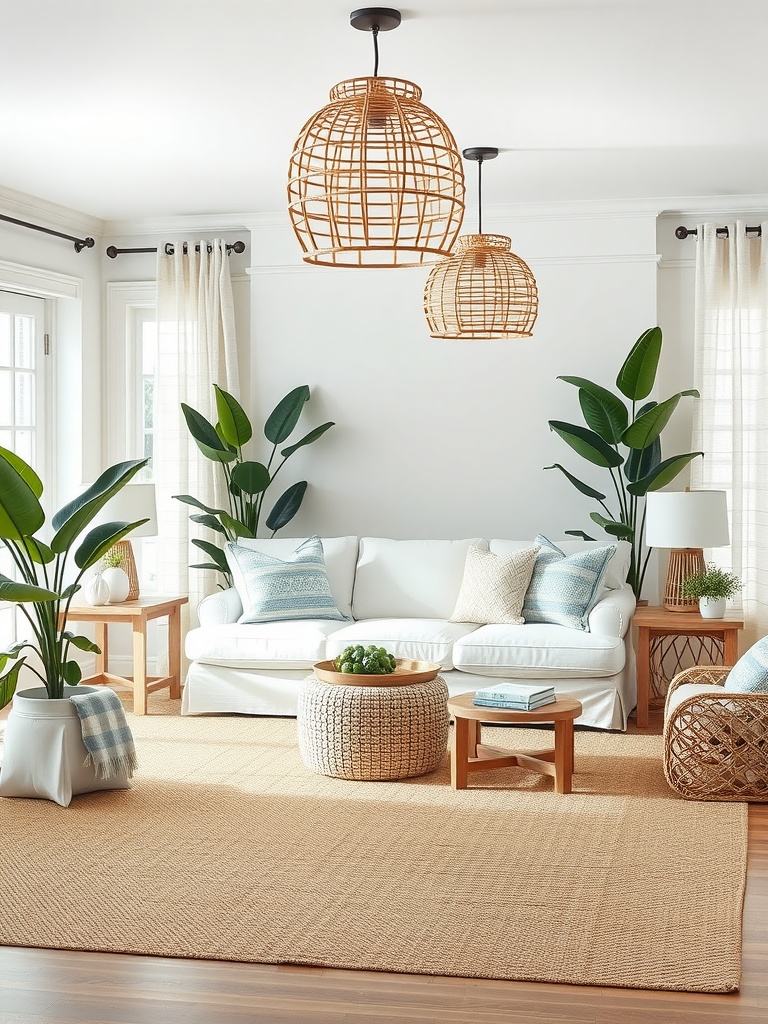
top-left (92, 483), bottom-right (158, 538)
top-left (645, 490), bottom-right (729, 549)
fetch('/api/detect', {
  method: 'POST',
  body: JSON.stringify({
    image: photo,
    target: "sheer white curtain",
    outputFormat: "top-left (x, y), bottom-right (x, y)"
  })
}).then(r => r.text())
top-left (154, 240), bottom-right (239, 622)
top-left (691, 220), bottom-right (768, 645)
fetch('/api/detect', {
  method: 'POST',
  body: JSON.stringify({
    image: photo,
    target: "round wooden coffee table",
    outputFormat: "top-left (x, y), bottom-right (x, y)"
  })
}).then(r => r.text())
top-left (447, 692), bottom-right (583, 794)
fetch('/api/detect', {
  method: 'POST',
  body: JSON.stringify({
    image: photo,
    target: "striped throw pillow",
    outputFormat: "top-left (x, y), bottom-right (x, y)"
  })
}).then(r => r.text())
top-left (523, 535), bottom-right (616, 631)
top-left (226, 536), bottom-right (348, 624)
top-left (724, 637), bottom-right (768, 693)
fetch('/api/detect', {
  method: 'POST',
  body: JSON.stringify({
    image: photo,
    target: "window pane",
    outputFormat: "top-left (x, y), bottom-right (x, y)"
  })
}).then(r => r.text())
top-left (143, 376), bottom-right (154, 429)
top-left (15, 372), bottom-right (34, 426)
top-left (142, 324), bottom-right (157, 375)
top-left (143, 432), bottom-right (153, 463)
top-left (0, 429), bottom-right (11, 448)
top-left (14, 430), bottom-right (32, 464)
top-left (0, 370), bottom-right (11, 425)
top-left (15, 315), bottom-right (34, 369)
top-left (0, 313), bottom-right (10, 365)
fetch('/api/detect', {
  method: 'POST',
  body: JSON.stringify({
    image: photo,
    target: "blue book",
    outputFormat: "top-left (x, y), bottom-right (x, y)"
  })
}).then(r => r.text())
top-left (473, 694), bottom-right (556, 710)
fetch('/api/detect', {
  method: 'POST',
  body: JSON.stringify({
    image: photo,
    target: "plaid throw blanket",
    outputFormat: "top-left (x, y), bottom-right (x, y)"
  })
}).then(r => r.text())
top-left (69, 688), bottom-right (138, 781)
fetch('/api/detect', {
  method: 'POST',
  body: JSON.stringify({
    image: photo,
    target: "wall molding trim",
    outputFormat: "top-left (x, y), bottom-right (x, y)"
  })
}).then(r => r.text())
top-left (0, 259), bottom-right (81, 299)
top-left (0, 186), bottom-right (102, 241)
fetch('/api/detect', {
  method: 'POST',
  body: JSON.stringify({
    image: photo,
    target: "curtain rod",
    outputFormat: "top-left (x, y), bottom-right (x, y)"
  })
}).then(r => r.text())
top-left (675, 224), bottom-right (763, 240)
top-left (0, 212), bottom-right (95, 252)
top-left (106, 240), bottom-right (246, 259)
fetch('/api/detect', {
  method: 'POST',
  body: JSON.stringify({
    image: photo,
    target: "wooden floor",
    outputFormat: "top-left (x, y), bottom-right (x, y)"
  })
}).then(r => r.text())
top-left (1, 713), bottom-right (766, 1024)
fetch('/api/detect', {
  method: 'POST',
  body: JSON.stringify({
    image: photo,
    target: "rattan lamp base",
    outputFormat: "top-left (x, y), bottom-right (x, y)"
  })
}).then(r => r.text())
top-left (112, 540), bottom-right (140, 601)
top-left (663, 547), bottom-right (705, 612)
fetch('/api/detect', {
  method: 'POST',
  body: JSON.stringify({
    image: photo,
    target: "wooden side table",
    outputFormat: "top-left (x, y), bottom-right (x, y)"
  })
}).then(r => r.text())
top-left (60, 595), bottom-right (188, 715)
top-left (447, 693), bottom-right (582, 794)
top-left (632, 606), bottom-right (744, 729)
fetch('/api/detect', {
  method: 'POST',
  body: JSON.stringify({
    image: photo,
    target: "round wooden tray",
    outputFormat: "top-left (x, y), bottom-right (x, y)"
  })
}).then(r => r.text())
top-left (312, 658), bottom-right (441, 688)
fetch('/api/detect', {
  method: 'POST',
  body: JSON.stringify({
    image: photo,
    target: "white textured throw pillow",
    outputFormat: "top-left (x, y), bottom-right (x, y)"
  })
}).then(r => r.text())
top-left (450, 545), bottom-right (539, 624)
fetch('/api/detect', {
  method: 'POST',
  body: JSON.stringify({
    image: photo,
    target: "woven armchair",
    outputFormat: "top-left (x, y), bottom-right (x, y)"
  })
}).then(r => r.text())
top-left (664, 665), bottom-right (768, 802)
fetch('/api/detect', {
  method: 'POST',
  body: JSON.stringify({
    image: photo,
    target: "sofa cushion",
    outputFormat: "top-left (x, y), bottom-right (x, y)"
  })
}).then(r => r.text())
top-left (229, 536), bottom-right (358, 619)
top-left (325, 618), bottom-right (480, 670)
top-left (522, 536), bottom-right (616, 630)
top-left (352, 538), bottom-right (488, 620)
top-left (185, 619), bottom-right (347, 670)
top-left (490, 538), bottom-right (631, 590)
top-left (723, 636), bottom-right (768, 694)
top-left (452, 623), bottom-right (626, 679)
top-left (450, 544), bottom-right (538, 624)
top-left (226, 536), bottom-right (347, 624)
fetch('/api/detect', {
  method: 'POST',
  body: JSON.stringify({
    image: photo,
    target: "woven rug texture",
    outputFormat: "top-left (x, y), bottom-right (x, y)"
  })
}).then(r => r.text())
top-left (0, 705), bottom-right (747, 992)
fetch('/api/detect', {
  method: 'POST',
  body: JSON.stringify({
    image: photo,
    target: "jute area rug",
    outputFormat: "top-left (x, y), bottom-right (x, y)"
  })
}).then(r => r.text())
top-left (0, 703), bottom-right (747, 993)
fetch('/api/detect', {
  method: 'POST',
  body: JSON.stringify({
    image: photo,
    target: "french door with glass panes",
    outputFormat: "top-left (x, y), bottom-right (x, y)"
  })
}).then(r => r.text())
top-left (0, 290), bottom-right (48, 646)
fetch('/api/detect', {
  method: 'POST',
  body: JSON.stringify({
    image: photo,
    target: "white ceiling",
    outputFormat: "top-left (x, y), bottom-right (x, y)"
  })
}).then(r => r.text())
top-left (2, 0), bottom-right (767, 226)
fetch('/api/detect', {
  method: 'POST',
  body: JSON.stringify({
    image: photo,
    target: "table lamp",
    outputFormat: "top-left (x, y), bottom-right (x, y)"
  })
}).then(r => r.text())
top-left (94, 483), bottom-right (158, 601)
top-left (645, 490), bottom-right (730, 612)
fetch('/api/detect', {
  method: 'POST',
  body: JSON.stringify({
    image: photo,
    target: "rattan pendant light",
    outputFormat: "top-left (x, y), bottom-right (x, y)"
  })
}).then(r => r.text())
top-left (287, 8), bottom-right (465, 268)
top-left (424, 147), bottom-right (538, 339)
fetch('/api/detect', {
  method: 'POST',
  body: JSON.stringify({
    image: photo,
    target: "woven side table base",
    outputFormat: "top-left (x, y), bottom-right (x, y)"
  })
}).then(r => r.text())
top-left (298, 674), bottom-right (449, 781)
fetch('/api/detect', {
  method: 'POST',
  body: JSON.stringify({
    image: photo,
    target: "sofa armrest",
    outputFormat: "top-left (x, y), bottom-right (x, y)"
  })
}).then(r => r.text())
top-left (587, 584), bottom-right (636, 638)
top-left (198, 587), bottom-right (243, 626)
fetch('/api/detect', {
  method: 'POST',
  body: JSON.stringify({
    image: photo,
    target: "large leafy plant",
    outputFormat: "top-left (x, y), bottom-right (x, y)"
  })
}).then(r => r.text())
top-left (546, 327), bottom-right (702, 598)
top-left (0, 454), bottom-right (149, 708)
top-left (176, 384), bottom-right (334, 587)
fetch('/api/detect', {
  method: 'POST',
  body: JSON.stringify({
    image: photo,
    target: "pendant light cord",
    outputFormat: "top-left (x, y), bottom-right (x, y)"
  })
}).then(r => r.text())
top-left (477, 157), bottom-right (484, 234)
top-left (372, 25), bottom-right (380, 76)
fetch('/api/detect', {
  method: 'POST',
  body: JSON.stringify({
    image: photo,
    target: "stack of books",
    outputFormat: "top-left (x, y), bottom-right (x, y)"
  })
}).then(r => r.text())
top-left (473, 682), bottom-right (556, 711)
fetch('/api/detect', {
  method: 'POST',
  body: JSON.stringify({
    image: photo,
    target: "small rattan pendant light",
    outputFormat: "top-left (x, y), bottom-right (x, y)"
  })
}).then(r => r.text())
top-left (424, 147), bottom-right (538, 339)
top-left (287, 8), bottom-right (465, 268)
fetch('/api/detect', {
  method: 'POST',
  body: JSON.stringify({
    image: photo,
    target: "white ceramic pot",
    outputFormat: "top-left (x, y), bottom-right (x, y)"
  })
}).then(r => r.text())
top-left (84, 572), bottom-right (110, 606)
top-left (699, 596), bottom-right (727, 619)
top-left (102, 566), bottom-right (130, 603)
top-left (0, 685), bottom-right (131, 806)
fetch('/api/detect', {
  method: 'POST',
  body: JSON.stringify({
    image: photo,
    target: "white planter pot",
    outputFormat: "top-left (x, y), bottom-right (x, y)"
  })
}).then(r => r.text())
top-left (102, 566), bottom-right (130, 603)
top-left (84, 573), bottom-right (110, 606)
top-left (699, 596), bottom-right (727, 619)
top-left (0, 686), bottom-right (131, 806)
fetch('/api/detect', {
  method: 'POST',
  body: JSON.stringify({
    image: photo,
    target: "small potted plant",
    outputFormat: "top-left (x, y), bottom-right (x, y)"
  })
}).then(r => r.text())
top-left (681, 563), bottom-right (741, 619)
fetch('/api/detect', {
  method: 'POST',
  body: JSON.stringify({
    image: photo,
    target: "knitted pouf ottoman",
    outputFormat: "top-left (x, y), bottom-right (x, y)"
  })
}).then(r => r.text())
top-left (297, 673), bottom-right (450, 781)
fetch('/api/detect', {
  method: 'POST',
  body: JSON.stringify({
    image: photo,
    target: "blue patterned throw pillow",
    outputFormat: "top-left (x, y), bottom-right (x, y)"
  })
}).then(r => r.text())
top-left (522, 535), bottom-right (616, 631)
top-left (723, 636), bottom-right (768, 693)
top-left (225, 536), bottom-right (348, 624)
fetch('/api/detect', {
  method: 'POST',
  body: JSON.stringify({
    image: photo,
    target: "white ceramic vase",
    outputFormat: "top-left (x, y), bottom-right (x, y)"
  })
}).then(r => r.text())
top-left (0, 686), bottom-right (131, 806)
top-left (699, 596), bottom-right (727, 619)
top-left (102, 566), bottom-right (130, 603)
top-left (84, 572), bottom-right (110, 606)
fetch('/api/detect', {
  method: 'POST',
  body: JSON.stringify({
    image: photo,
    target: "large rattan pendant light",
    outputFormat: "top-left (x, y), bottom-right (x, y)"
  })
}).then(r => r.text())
top-left (424, 147), bottom-right (538, 339)
top-left (287, 8), bottom-right (465, 268)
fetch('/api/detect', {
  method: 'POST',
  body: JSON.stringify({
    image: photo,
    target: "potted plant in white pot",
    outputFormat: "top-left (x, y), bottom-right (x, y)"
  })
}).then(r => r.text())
top-left (0, 450), bottom-right (148, 803)
top-left (680, 563), bottom-right (742, 619)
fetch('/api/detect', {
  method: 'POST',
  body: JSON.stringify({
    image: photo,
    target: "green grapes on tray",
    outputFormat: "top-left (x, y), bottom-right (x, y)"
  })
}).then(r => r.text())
top-left (334, 645), bottom-right (397, 675)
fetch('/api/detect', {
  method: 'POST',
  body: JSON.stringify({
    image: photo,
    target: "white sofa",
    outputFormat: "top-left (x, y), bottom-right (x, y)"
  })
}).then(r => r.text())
top-left (182, 536), bottom-right (637, 730)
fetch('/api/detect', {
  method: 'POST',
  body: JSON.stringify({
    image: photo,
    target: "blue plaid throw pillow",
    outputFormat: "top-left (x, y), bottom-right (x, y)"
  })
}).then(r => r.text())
top-left (724, 636), bottom-right (768, 693)
top-left (226, 535), bottom-right (348, 624)
top-left (522, 535), bottom-right (616, 631)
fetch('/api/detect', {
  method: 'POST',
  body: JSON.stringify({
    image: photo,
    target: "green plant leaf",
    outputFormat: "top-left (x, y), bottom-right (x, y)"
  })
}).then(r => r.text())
top-left (624, 402), bottom-right (660, 482)
top-left (173, 494), bottom-right (227, 516)
top-left (51, 459), bottom-right (147, 553)
top-left (62, 660), bottom-right (82, 686)
top-left (558, 377), bottom-right (628, 443)
top-left (214, 386), bottom-right (252, 447)
top-left (74, 519), bottom-right (149, 571)
top-left (622, 391), bottom-right (697, 449)
top-left (264, 386), bottom-right (310, 444)
top-left (589, 512), bottom-right (634, 540)
top-left (626, 452), bottom-right (704, 496)
top-left (266, 480), bottom-right (307, 532)
top-left (220, 513), bottom-right (253, 538)
top-left (0, 451), bottom-right (46, 541)
top-left (61, 583), bottom-right (81, 601)
top-left (0, 659), bottom-right (25, 710)
top-left (190, 562), bottom-right (227, 572)
top-left (0, 575), bottom-right (58, 602)
top-left (231, 461), bottom-right (270, 495)
top-left (544, 464), bottom-right (607, 500)
top-left (549, 421), bottom-right (624, 468)
top-left (0, 446), bottom-right (43, 498)
top-left (281, 421), bottom-right (335, 459)
top-left (61, 632), bottom-right (101, 654)
top-left (564, 530), bottom-right (598, 541)
top-left (615, 327), bottom-right (662, 401)
top-left (189, 513), bottom-right (226, 535)
top-left (191, 538), bottom-right (229, 573)
top-left (20, 537), bottom-right (55, 564)
top-left (181, 404), bottom-right (236, 463)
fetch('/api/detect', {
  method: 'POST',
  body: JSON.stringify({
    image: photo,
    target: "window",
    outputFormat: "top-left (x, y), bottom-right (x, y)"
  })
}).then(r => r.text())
top-left (0, 290), bottom-right (48, 646)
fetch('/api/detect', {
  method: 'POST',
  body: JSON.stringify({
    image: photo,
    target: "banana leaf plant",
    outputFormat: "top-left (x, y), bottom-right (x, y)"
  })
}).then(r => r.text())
top-left (175, 384), bottom-right (334, 588)
top-left (0, 453), bottom-right (149, 709)
top-left (545, 326), bottom-right (703, 599)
